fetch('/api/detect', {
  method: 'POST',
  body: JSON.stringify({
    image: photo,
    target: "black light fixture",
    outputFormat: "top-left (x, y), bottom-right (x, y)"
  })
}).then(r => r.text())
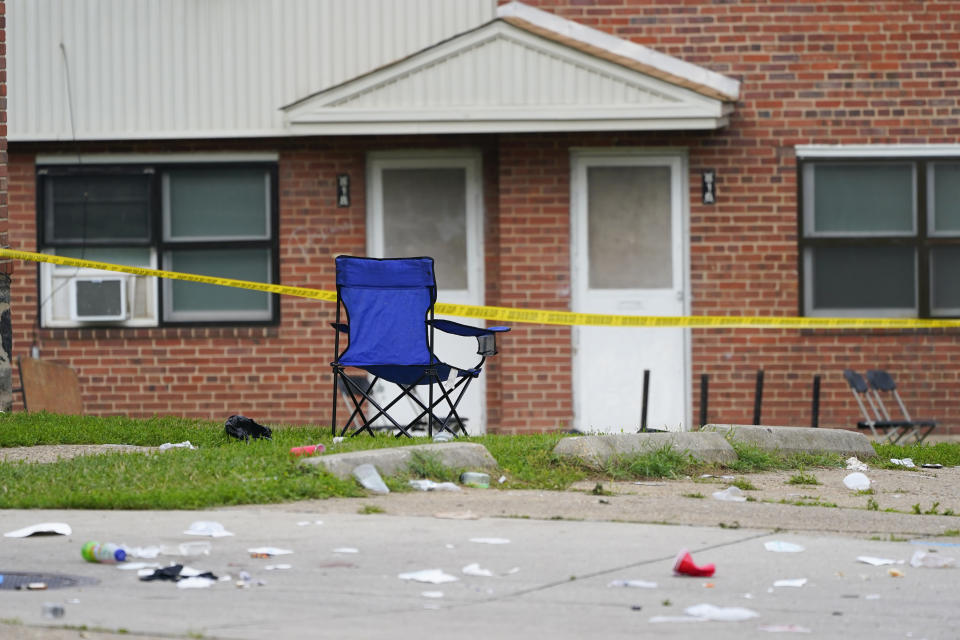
top-left (701, 170), bottom-right (716, 205)
top-left (337, 174), bottom-right (350, 207)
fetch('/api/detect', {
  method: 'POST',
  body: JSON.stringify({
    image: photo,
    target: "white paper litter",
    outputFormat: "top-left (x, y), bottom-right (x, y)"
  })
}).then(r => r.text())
top-left (608, 579), bottom-right (657, 588)
top-left (176, 577), bottom-right (216, 589)
top-left (462, 563), bottom-right (494, 577)
top-left (649, 616), bottom-right (705, 624)
top-left (421, 591), bottom-right (444, 598)
top-left (3, 522), bottom-right (72, 538)
top-left (910, 550), bottom-right (956, 568)
top-left (845, 457), bottom-right (869, 471)
top-left (712, 486), bottom-right (747, 502)
top-left (469, 537), bottom-right (510, 545)
top-left (116, 562), bottom-right (160, 571)
top-left (398, 569), bottom-right (459, 584)
top-left (332, 547), bottom-right (359, 554)
top-left (891, 458), bottom-right (916, 468)
top-left (843, 472), bottom-right (871, 491)
top-left (857, 556), bottom-right (901, 566)
top-left (352, 463), bottom-right (389, 494)
top-left (248, 547), bottom-right (293, 556)
top-left (758, 625), bottom-right (812, 633)
top-left (184, 521), bottom-right (234, 537)
top-left (685, 603), bottom-right (759, 622)
top-left (408, 479), bottom-right (461, 492)
top-left (158, 441), bottom-right (197, 451)
top-left (773, 579), bottom-right (807, 588)
top-left (265, 564), bottom-right (292, 571)
top-left (764, 541), bottom-right (805, 553)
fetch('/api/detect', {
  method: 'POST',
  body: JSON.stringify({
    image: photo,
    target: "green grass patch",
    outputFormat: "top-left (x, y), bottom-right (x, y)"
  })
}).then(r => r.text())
top-left (601, 445), bottom-right (697, 480)
top-left (871, 441), bottom-right (960, 467)
top-left (786, 471), bottom-right (821, 486)
top-left (682, 492), bottom-right (705, 499)
top-left (730, 478), bottom-right (757, 491)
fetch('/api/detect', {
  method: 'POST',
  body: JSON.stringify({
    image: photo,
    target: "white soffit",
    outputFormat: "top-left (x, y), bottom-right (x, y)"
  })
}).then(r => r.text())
top-left (284, 16), bottom-right (737, 134)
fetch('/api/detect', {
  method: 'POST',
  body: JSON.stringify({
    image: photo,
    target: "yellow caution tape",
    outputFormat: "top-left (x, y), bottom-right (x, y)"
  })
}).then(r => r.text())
top-left (2, 247), bottom-right (959, 330)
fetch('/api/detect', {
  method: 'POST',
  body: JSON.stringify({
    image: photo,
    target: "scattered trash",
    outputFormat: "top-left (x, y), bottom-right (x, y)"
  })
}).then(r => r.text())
top-left (177, 576), bottom-right (216, 589)
top-left (432, 431), bottom-right (454, 443)
top-left (460, 472), bottom-right (490, 488)
top-left (177, 541), bottom-right (213, 557)
top-left (4, 522), bottom-right (72, 538)
top-left (685, 603), bottom-right (759, 622)
top-left (506, 567), bottom-right (520, 575)
top-left (712, 486), bottom-right (747, 502)
top-left (265, 564), bottom-right (292, 571)
top-left (248, 547), bottom-right (293, 557)
top-left (184, 521), bottom-right (234, 537)
top-left (352, 464), bottom-right (389, 494)
top-left (462, 563), bottom-right (494, 577)
top-left (888, 568), bottom-right (904, 578)
top-left (764, 541), bottom-right (805, 553)
top-left (703, 582), bottom-right (715, 588)
top-left (890, 458), bottom-right (916, 468)
top-left (856, 556), bottom-right (901, 566)
top-left (435, 511), bottom-right (479, 520)
top-left (910, 550), bottom-right (956, 568)
top-left (409, 479), bottom-right (461, 492)
top-left (758, 625), bottom-right (812, 633)
top-left (81, 542), bottom-right (127, 564)
top-left (674, 550), bottom-right (715, 577)
top-left (25, 582), bottom-right (48, 590)
top-left (700, 474), bottom-right (735, 480)
top-left (41, 603), bottom-right (65, 619)
top-left (158, 441), bottom-right (197, 451)
top-left (469, 537), bottom-right (510, 545)
top-left (296, 520), bottom-right (324, 526)
top-left (332, 437), bottom-right (345, 444)
top-left (289, 444), bottom-right (325, 457)
top-left (140, 564), bottom-right (218, 584)
top-left (773, 579), bottom-right (807, 588)
top-left (498, 476), bottom-right (507, 484)
top-left (398, 569), bottom-right (459, 584)
top-left (649, 615), bottom-right (705, 624)
top-left (922, 463), bottom-right (943, 469)
top-left (865, 594), bottom-right (881, 600)
top-left (609, 579), bottom-right (657, 588)
top-left (843, 472), bottom-right (871, 491)
top-left (117, 562), bottom-right (160, 571)
top-left (421, 591), bottom-right (444, 598)
top-left (332, 547), bottom-right (359, 554)
top-left (224, 414), bottom-right (272, 441)
top-left (845, 457), bottom-right (869, 472)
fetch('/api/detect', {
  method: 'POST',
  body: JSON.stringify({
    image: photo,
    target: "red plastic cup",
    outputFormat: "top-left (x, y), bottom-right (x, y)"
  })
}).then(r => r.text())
top-left (289, 444), bottom-right (325, 457)
top-left (673, 549), bottom-right (715, 577)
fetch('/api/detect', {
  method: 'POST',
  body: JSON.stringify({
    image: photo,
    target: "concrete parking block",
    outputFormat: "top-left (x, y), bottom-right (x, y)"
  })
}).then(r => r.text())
top-left (702, 424), bottom-right (877, 459)
top-left (303, 442), bottom-right (499, 478)
top-left (552, 432), bottom-right (737, 468)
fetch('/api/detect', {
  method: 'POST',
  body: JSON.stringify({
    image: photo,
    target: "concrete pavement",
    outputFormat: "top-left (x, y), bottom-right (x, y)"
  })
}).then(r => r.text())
top-left (1, 503), bottom-right (957, 640)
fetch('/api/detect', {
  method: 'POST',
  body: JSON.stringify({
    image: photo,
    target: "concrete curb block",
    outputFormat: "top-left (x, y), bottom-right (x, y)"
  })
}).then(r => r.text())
top-left (552, 432), bottom-right (738, 468)
top-left (702, 424), bottom-right (877, 459)
top-left (303, 442), bottom-right (499, 479)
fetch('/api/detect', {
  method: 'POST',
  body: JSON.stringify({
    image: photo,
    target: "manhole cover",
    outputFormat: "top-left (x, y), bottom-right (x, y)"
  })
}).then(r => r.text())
top-left (0, 572), bottom-right (98, 590)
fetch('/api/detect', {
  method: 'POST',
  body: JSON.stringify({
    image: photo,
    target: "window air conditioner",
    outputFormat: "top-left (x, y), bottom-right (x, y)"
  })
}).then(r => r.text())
top-left (69, 276), bottom-right (129, 322)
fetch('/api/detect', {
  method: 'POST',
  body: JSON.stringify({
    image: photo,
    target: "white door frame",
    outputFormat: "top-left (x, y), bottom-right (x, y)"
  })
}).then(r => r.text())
top-left (365, 149), bottom-right (487, 432)
top-left (569, 147), bottom-right (692, 431)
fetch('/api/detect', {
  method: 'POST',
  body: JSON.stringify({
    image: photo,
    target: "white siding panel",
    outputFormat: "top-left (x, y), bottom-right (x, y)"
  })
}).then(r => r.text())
top-left (9, 0), bottom-right (496, 140)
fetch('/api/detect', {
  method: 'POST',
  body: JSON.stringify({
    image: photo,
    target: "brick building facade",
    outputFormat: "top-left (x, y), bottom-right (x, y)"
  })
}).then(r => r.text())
top-left (6, 1), bottom-right (960, 434)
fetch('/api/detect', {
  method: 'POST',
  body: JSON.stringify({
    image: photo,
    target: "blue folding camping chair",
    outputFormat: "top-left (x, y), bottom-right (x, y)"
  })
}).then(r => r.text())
top-left (330, 256), bottom-right (509, 437)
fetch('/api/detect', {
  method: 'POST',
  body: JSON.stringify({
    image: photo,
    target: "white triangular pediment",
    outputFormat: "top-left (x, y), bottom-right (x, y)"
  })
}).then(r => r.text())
top-left (284, 19), bottom-right (735, 134)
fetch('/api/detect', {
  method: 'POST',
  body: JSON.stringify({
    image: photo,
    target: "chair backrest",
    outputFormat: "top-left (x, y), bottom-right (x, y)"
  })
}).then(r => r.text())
top-left (866, 369), bottom-right (897, 392)
top-left (335, 256), bottom-right (437, 367)
top-left (843, 369), bottom-right (869, 393)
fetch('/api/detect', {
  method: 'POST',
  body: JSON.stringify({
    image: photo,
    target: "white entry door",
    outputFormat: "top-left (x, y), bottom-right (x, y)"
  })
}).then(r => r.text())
top-left (571, 150), bottom-right (689, 433)
top-left (366, 151), bottom-right (486, 434)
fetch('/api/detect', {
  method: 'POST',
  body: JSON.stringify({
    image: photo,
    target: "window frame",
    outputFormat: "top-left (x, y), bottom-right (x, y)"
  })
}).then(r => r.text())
top-left (36, 161), bottom-right (280, 328)
top-left (798, 155), bottom-right (960, 319)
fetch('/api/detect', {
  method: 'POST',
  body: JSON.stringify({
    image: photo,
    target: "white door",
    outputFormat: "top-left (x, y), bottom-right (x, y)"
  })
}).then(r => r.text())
top-left (366, 150), bottom-right (486, 434)
top-left (571, 150), bottom-right (689, 433)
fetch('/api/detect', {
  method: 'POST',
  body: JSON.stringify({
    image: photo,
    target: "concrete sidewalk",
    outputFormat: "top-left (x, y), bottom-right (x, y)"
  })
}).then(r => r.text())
top-left (0, 505), bottom-right (957, 640)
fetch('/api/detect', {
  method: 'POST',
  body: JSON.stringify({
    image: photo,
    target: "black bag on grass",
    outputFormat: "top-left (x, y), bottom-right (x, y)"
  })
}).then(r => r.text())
top-left (225, 415), bottom-right (272, 442)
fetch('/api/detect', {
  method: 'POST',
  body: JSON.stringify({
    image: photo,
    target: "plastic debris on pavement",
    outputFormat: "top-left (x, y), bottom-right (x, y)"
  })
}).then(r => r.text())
top-left (910, 550), bottom-right (956, 568)
top-left (176, 576), bottom-right (216, 589)
top-left (845, 457), bottom-right (869, 472)
top-left (434, 511), bottom-right (480, 520)
top-left (764, 541), bottom-right (805, 553)
top-left (890, 458), bottom-right (916, 468)
top-left (469, 537), bottom-right (510, 545)
top-left (712, 486), bottom-right (747, 502)
top-left (773, 579), bottom-right (807, 588)
top-left (4, 522), bottom-right (72, 538)
top-left (459, 472), bottom-right (490, 488)
top-left (289, 444), bottom-right (324, 457)
top-left (649, 615), bottom-right (706, 624)
top-left (297, 520), bottom-right (323, 526)
top-left (674, 550), bottom-right (715, 577)
top-left (888, 568), bottom-right (904, 577)
top-left (184, 521), bottom-right (234, 537)
top-left (352, 463), bottom-right (390, 494)
top-left (685, 604), bottom-right (759, 622)
top-left (608, 579), bottom-right (657, 588)
top-left (857, 556), bottom-right (902, 566)
top-left (117, 562), bottom-right (161, 571)
top-left (758, 624), bottom-right (812, 633)
top-left (332, 547), bottom-right (359, 554)
top-left (462, 563), bottom-right (494, 577)
top-left (409, 479), bottom-right (461, 492)
top-left (421, 591), bottom-right (444, 598)
top-left (158, 441), bottom-right (197, 451)
top-left (265, 564), bottom-right (292, 571)
top-left (247, 547), bottom-right (293, 557)
top-left (843, 472), bottom-right (871, 491)
top-left (398, 569), bottom-right (459, 584)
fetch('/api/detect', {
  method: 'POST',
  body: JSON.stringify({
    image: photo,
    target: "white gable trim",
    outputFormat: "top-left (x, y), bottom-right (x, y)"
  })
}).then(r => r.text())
top-left (284, 20), bottom-right (735, 135)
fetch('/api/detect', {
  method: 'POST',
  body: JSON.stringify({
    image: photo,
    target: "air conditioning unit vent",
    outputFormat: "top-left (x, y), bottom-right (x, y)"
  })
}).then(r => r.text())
top-left (69, 277), bottom-right (129, 322)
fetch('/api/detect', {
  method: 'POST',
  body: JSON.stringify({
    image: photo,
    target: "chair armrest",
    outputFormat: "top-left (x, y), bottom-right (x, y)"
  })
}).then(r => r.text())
top-left (330, 322), bottom-right (349, 334)
top-left (428, 319), bottom-right (510, 337)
